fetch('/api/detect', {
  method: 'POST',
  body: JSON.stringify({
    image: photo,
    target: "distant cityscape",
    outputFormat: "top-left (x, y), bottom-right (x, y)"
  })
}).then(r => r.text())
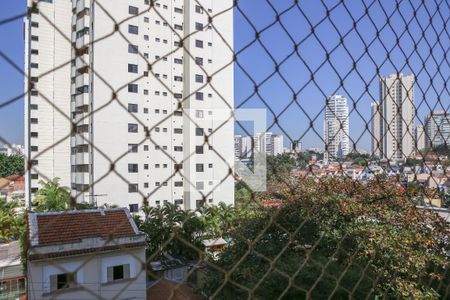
top-left (235, 73), bottom-right (449, 163)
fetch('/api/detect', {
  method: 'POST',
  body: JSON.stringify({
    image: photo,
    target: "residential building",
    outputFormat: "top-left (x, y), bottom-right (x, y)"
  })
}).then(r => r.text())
top-left (254, 132), bottom-right (284, 156)
top-left (234, 135), bottom-right (242, 158)
top-left (27, 208), bottom-right (146, 300)
top-left (0, 144), bottom-right (25, 156)
top-left (0, 175), bottom-right (25, 201)
top-left (424, 110), bottom-right (450, 148)
top-left (24, 0), bottom-right (72, 204)
top-left (323, 95), bottom-right (350, 161)
top-left (25, 0), bottom-right (235, 210)
top-left (379, 73), bottom-right (415, 160)
top-left (0, 241), bottom-right (26, 299)
top-left (240, 136), bottom-right (253, 158)
top-left (415, 124), bottom-right (427, 152)
top-left (371, 101), bottom-right (382, 156)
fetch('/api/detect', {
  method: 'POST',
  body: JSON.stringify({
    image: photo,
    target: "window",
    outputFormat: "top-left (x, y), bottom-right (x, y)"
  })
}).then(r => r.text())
top-left (128, 103), bottom-right (138, 113)
top-left (174, 93), bottom-right (182, 99)
top-left (174, 7), bottom-right (183, 13)
top-left (31, 21), bottom-right (39, 28)
top-left (195, 40), bottom-right (203, 48)
top-left (196, 146), bottom-right (204, 154)
top-left (195, 128), bottom-right (204, 136)
top-left (144, 164), bottom-right (149, 170)
top-left (128, 84), bottom-right (138, 93)
top-left (31, 49), bottom-right (39, 55)
top-left (128, 123), bottom-right (138, 133)
top-left (196, 164), bottom-right (204, 172)
top-left (30, 104), bottom-right (38, 110)
top-left (30, 63), bottom-right (38, 68)
top-left (174, 199), bottom-right (183, 205)
top-left (208, 163), bottom-right (213, 168)
top-left (50, 273), bottom-right (76, 291)
top-left (195, 22), bottom-right (203, 31)
top-left (129, 204), bottom-right (139, 213)
top-left (31, 146), bottom-right (38, 152)
top-left (107, 264), bottom-right (130, 282)
top-left (174, 146), bottom-right (183, 152)
top-left (31, 35), bottom-right (39, 41)
top-left (128, 164), bottom-right (138, 173)
top-left (174, 181), bottom-right (183, 187)
top-left (195, 74), bottom-right (204, 83)
top-left (200, 199), bottom-right (212, 211)
top-left (144, 35), bottom-right (149, 41)
top-left (195, 92), bottom-right (204, 101)
top-left (195, 110), bottom-right (204, 118)
top-left (208, 42), bottom-right (213, 46)
top-left (128, 64), bottom-right (138, 73)
top-left (144, 17), bottom-right (149, 23)
top-left (174, 128), bottom-right (183, 134)
top-left (128, 25), bottom-right (138, 34)
top-left (195, 57), bottom-right (203, 65)
top-left (128, 184), bottom-right (138, 193)
top-left (30, 132), bottom-right (38, 138)
top-left (31, 173), bottom-right (38, 179)
top-left (174, 24), bottom-right (183, 30)
top-left (128, 144), bottom-right (138, 153)
top-left (174, 111), bottom-right (182, 116)
top-left (30, 118), bottom-right (38, 124)
top-left (174, 76), bottom-right (183, 82)
top-left (196, 182), bottom-right (204, 190)
top-left (129, 6), bottom-right (139, 15)
top-left (128, 44), bottom-right (139, 54)
top-left (143, 145), bottom-right (149, 151)
top-left (195, 5), bottom-right (203, 13)
top-left (174, 58), bottom-right (182, 64)
top-left (144, 183), bottom-right (149, 188)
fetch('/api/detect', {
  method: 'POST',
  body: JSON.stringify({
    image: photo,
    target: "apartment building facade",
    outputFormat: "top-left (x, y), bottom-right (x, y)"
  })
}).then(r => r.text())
top-left (379, 73), bottom-right (415, 161)
top-left (25, 0), bottom-right (235, 210)
top-left (323, 95), bottom-right (350, 161)
top-left (371, 101), bottom-right (382, 156)
top-left (24, 0), bottom-right (72, 203)
top-left (424, 110), bottom-right (450, 148)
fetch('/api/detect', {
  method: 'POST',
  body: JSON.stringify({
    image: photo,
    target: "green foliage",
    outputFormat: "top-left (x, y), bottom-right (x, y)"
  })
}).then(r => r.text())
top-left (195, 178), bottom-right (449, 299)
top-left (346, 151), bottom-right (370, 166)
top-left (0, 153), bottom-right (24, 177)
top-left (32, 178), bottom-right (72, 212)
top-left (0, 198), bottom-right (24, 242)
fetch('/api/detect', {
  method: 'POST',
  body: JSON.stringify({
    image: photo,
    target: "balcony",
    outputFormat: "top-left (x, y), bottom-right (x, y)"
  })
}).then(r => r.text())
top-left (75, 73), bottom-right (89, 89)
top-left (76, 17), bottom-right (90, 32)
top-left (75, 94), bottom-right (89, 108)
top-left (75, 54), bottom-right (89, 70)
top-left (76, 0), bottom-right (90, 14)
top-left (76, 34), bottom-right (89, 49)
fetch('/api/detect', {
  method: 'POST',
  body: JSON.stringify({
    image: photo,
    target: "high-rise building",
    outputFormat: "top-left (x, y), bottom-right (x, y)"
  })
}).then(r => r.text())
top-left (379, 73), bottom-right (415, 161)
top-left (24, 0), bottom-right (72, 203)
top-left (254, 132), bottom-right (284, 156)
top-left (415, 125), bottom-right (427, 152)
top-left (371, 101), bottom-right (382, 156)
top-left (424, 111), bottom-right (450, 148)
top-left (25, 0), bottom-right (235, 210)
top-left (323, 95), bottom-right (349, 161)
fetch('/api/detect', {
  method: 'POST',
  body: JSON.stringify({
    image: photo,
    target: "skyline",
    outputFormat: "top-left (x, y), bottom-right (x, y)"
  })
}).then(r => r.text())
top-left (0, 0), bottom-right (449, 152)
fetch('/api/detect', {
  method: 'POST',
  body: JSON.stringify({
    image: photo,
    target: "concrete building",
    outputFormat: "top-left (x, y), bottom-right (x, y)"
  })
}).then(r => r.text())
top-left (371, 101), bottom-right (382, 156)
top-left (379, 73), bottom-right (415, 161)
top-left (324, 95), bottom-right (350, 161)
top-left (234, 135), bottom-right (242, 158)
top-left (415, 124), bottom-right (427, 152)
top-left (424, 110), bottom-right (450, 148)
top-left (254, 132), bottom-right (284, 156)
top-left (24, 0), bottom-right (72, 204)
top-left (0, 241), bottom-right (26, 299)
top-left (27, 208), bottom-right (146, 300)
top-left (25, 0), bottom-right (235, 210)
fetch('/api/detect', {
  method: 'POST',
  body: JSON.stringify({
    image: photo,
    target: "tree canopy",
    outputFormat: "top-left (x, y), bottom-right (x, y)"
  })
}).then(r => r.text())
top-left (0, 153), bottom-right (24, 178)
top-left (195, 178), bottom-right (449, 299)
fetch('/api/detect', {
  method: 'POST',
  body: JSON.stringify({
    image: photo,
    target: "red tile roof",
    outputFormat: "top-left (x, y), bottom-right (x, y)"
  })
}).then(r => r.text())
top-left (0, 175), bottom-right (24, 191)
top-left (31, 209), bottom-right (138, 246)
top-left (148, 279), bottom-right (202, 300)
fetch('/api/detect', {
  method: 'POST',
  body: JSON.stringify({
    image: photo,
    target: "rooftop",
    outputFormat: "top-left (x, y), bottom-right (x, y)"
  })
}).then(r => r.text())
top-left (0, 241), bottom-right (21, 269)
top-left (28, 208), bottom-right (140, 247)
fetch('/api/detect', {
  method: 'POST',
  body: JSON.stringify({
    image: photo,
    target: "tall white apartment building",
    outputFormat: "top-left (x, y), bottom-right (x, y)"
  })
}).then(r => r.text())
top-left (371, 101), bottom-right (382, 156)
top-left (24, 0), bottom-right (72, 203)
top-left (379, 73), bottom-right (415, 161)
top-left (254, 132), bottom-right (284, 156)
top-left (424, 111), bottom-right (450, 148)
top-left (415, 125), bottom-right (426, 152)
top-left (323, 95), bottom-right (349, 161)
top-left (25, 0), bottom-right (235, 210)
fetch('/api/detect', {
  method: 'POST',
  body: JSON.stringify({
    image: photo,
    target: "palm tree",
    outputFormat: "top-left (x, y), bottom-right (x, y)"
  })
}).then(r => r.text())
top-left (33, 178), bottom-right (71, 212)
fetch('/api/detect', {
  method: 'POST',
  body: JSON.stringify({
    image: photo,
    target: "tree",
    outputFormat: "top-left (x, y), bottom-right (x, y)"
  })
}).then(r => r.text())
top-left (0, 153), bottom-right (24, 178)
top-left (0, 198), bottom-right (24, 242)
top-left (32, 178), bottom-right (72, 212)
top-left (195, 177), bottom-right (449, 299)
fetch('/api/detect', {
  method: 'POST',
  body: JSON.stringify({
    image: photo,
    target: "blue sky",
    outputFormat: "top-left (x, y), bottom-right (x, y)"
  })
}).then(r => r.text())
top-left (0, 0), bottom-right (448, 151)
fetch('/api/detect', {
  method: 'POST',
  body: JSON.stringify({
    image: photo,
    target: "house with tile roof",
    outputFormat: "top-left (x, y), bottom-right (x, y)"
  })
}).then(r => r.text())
top-left (26, 208), bottom-right (147, 300)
